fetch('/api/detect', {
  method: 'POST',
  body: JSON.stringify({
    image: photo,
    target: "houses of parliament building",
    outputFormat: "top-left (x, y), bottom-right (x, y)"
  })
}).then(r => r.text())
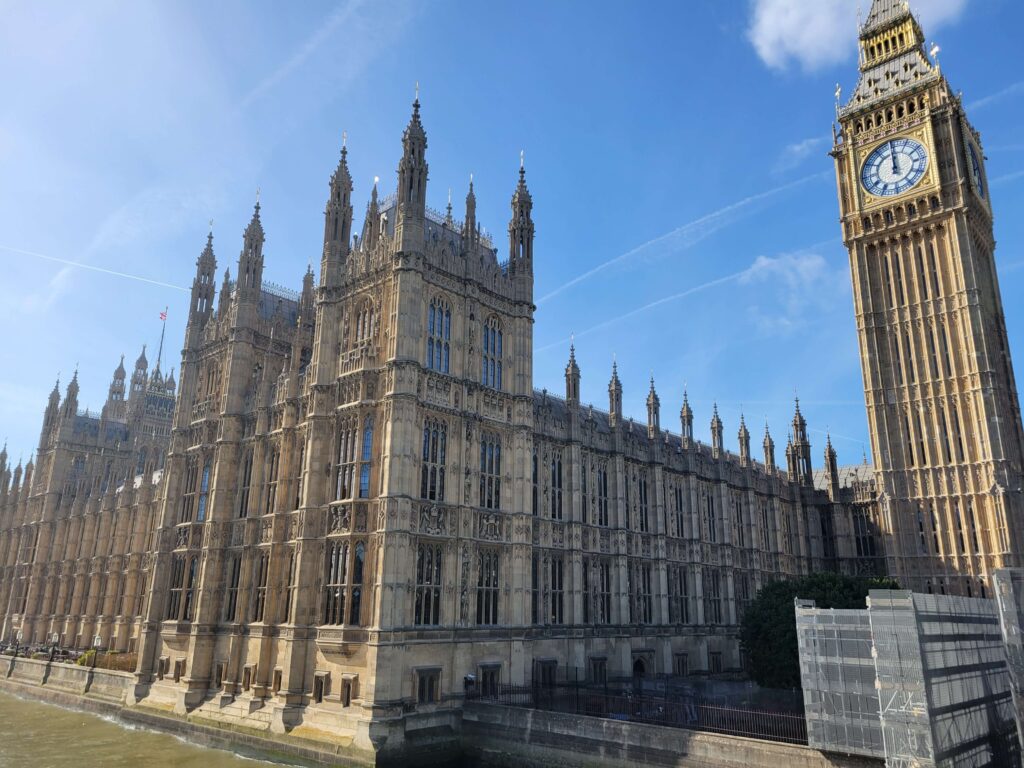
top-left (0, 0), bottom-right (1021, 761)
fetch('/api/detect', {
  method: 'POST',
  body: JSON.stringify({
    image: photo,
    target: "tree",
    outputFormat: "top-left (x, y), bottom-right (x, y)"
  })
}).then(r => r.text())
top-left (739, 572), bottom-right (899, 689)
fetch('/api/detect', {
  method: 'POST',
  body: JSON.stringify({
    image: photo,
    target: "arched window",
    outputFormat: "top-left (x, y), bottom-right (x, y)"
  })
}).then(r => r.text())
top-left (549, 452), bottom-right (563, 520)
top-left (481, 316), bottom-right (503, 390)
top-left (335, 419), bottom-right (357, 500)
top-left (323, 542), bottom-right (349, 625)
top-left (479, 434), bottom-right (502, 510)
top-left (354, 300), bottom-right (375, 345)
top-left (196, 460), bottom-right (211, 522)
top-left (350, 542), bottom-right (365, 625)
top-left (420, 420), bottom-right (447, 501)
top-left (359, 415), bottom-right (374, 498)
top-left (426, 298), bottom-right (451, 374)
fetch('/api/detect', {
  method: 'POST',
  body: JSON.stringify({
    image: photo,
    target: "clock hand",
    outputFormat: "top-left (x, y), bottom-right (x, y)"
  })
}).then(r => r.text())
top-left (890, 142), bottom-right (898, 174)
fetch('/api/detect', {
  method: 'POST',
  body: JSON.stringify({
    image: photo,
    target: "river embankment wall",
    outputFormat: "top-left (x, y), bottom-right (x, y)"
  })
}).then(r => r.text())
top-left (1, 656), bottom-right (881, 768)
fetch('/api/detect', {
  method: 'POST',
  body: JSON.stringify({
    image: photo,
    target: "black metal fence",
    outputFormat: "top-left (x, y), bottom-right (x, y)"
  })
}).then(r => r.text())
top-left (471, 683), bottom-right (808, 746)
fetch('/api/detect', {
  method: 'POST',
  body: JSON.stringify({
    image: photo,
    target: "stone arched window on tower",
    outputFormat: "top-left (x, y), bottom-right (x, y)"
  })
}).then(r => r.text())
top-left (420, 420), bottom-right (447, 502)
top-left (479, 433), bottom-right (502, 510)
top-left (334, 418), bottom-right (358, 500)
top-left (359, 415), bottom-right (374, 498)
top-left (354, 299), bottom-right (375, 347)
top-left (179, 455), bottom-right (200, 523)
top-left (549, 452), bottom-right (563, 520)
top-left (426, 298), bottom-right (451, 374)
top-left (481, 316), bottom-right (503, 390)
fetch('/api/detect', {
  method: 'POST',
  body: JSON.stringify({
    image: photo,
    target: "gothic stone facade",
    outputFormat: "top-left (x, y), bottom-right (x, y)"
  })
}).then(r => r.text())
top-left (2, 1), bottom-right (1020, 760)
top-left (0, 101), bottom-right (879, 758)
top-left (0, 351), bottom-right (173, 652)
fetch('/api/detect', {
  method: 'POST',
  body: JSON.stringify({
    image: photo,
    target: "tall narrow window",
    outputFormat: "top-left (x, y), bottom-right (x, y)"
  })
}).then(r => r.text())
top-left (638, 474), bottom-right (649, 533)
top-left (761, 503), bottom-right (772, 551)
top-left (426, 298), bottom-right (451, 374)
top-left (597, 561), bottom-right (611, 625)
top-left (323, 542), bottom-right (349, 625)
top-left (415, 544), bottom-right (443, 626)
top-left (549, 556), bottom-right (564, 624)
top-left (167, 555), bottom-right (185, 620)
top-left (481, 317), bottom-right (503, 390)
top-left (550, 453), bottom-right (563, 520)
top-left (703, 569), bottom-right (722, 624)
top-left (674, 485), bottom-right (685, 538)
top-left (531, 450), bottom-right (538, 516)
top-left (669, 566), bottom-right (690, 624)
top-left (476, 550), bottom-right (499, 625)
top-left (581, 460), bottom-right (589, 524)
top-left (597, 466), bottom-right (609, 527)
top-left (359, 415), bottom-right (373, 498)
top-left (239, 447), bottom-right (254, 518)
top-left (350, 542), bottom-right (364, 625)
top-left (282, 549), bottom-right (297, 624)
top-left (637, 564), bottom-right (653, 624)
top-left (705, 491), bottom-right (717, 543)
top-left (335, 420), bottom-right (356, 500)
top-left (264, 448), bottom-right (280, 515)
top-left (420, 421), bottom-right (447, 501)
top-left (294, 439), bottom-right (305, 509)
top-left (224, 555), bottom-right (242, 622)
top-left (183, 557), bottom-right (198, 621)
top-left (532, 552), bottom-right (540, 626)
top-left (252, 552), bottom-right (269, 623)
top-left (479, 434), bottom-right (501, 510)
top-left (196, 460), bottom-right (211, 522)
top-left (180, 457), bottom-right (199, 523)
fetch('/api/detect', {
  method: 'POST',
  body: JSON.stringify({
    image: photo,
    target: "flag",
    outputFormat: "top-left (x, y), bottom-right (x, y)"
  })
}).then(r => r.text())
top-left (159, 310), bottom-right (167, 321)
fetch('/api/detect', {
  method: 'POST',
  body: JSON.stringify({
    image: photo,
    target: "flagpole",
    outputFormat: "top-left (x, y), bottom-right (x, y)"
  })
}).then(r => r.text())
top-left (156, 306), bottom-right (167, 372)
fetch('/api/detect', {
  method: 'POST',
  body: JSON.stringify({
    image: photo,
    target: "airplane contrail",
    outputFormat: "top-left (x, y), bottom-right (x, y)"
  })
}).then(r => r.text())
top-left (536, 269), bottom-right (749, 353)
top-left (536, 171), bottom-right (828, 305)
top-left (0, 244), bottom-right (188, 292)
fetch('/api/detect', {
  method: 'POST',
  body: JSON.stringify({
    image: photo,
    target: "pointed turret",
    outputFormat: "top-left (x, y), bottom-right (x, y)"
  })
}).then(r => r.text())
top-left (322, 134), bottom-right (354, 285)
top-left (397, 92), bottom-right (428, 222)
top-left (362, 178), bottom-right (381, 250)
top-left (189, 229), bottom-right (217, 325)
top-left (237, 198), bottom-right (265, 300)
top-left (102, 355), bottom-right (127, 422)
top-left (763, 421), bottom-right (776, 472)
top-left (825, 433), bottom-right (841, 499)
top-left (166, 368), bottom-right (176, 393)
top-left (786, 433), bottom-right (798, 483)
top-left (39, 377), bottom-right (60, 450)
top-left (62, 369), bottom-right (79, 420)
top-left (509, 152), bottom-right (534, 273)
top-left (565, 342), bottom-right (580, 404)
top-left (608, 360), bottom-right (623, 428)
top-left (463, 176), bottom-right (477, 250)
top-left (738, 414), bottom-right (751, 466)
top-left (646, 377), bottom-right (660, 439)
top-left (218, 268), bottom-right (232, 317)
top-left (680, 388), bottom-right (694, 445)
top-left (792, 397), bottom-right (813, 486)
top-left (711, 403), bottom-right (723, 458)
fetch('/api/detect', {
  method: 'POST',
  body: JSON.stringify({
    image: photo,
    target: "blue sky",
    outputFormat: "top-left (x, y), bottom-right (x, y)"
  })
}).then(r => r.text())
top-left (1, 0), bottom-right (1023, 469)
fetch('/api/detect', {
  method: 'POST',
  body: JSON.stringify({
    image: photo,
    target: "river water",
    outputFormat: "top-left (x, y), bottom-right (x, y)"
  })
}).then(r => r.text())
top-left (0, 690), bottom-right (284, 767)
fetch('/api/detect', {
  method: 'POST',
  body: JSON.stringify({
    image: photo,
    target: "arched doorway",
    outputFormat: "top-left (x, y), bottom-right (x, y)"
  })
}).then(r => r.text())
top-left (632, 658), bottom-right (646, 679)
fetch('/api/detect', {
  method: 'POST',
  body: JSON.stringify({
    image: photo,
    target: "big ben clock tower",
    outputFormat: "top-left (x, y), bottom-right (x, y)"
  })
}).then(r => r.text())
top-left (834, 0), bottom-right (1024, 595)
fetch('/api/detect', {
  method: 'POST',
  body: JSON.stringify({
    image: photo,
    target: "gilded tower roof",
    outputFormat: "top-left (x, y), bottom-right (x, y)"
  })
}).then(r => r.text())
top-left (839, 0), bottom-right (939, 117)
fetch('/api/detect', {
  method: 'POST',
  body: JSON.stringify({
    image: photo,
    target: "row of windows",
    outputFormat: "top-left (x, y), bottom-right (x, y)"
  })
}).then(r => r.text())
top-left (423, 298), bottom-right (505, 391)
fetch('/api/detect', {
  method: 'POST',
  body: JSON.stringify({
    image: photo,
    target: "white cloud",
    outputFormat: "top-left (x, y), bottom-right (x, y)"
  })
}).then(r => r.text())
top-left (739, 250), bottom-right (849, 335)
top-left (747, 0), bottom-right (969, 72)
top-left (776, 136), bottom-right (830, 173)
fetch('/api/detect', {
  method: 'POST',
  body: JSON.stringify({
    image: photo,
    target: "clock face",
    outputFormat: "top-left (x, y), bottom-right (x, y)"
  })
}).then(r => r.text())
top-left (968, 143), bottom-right (986, 199)
top-left (860, 138), bottom-right (928, 197)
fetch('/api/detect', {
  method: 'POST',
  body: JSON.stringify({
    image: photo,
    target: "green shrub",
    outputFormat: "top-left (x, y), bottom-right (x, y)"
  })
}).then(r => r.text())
top-left (76, 649), bottom-right (96, 667)
top-left (739, 572), bottom-right (899, 689)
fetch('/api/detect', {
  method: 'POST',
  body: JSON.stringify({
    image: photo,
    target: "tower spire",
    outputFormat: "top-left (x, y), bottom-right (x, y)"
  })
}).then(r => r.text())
top-left (509, 151), bottom-right (534, 271)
